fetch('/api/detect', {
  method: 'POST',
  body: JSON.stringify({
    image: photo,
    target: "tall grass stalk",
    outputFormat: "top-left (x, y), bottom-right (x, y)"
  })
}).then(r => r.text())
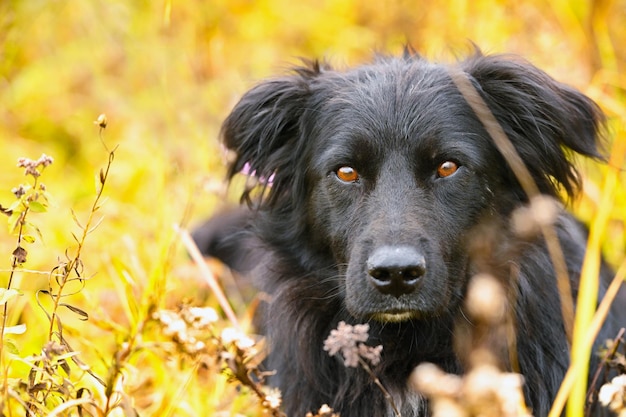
top-left (549, 259), bottom-right (626, 417)
top-left (43, 146), bottom-right (115, 342)
top-left (566, 126), bottom-right (626, 417)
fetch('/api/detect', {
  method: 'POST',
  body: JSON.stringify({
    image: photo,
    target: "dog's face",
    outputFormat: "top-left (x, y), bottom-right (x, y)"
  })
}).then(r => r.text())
top-left (305, 65), bottom-right (501, 321)
top-left (222, 52), bottom-right (603, 323)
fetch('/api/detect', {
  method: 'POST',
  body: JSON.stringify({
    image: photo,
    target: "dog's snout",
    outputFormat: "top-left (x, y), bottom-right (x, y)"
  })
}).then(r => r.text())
top-left (367, 246), bottom-right (426, 298)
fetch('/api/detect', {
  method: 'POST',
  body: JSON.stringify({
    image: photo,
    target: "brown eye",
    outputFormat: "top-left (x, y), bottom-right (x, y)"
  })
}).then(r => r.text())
top-left (437, 161), bottom-right (458, 178)
top-left (336, 166), bottom-right (359, 183)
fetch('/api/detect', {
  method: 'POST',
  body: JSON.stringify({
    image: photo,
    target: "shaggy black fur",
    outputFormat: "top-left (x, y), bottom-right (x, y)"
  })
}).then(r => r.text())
top-left (196, 50), bottom-right (626, 416)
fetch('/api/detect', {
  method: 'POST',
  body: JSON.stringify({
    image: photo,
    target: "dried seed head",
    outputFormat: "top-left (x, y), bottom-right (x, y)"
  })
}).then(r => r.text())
top-left (12, 246), bottom-right (27, 264)
top-left (511, 195), bottom-right (560, 238)
top-left (43, 341), bottom-right (66, 358)
top-left (261, 387), bottom-right (282, 410)
top-left (37, 154), bottom-right (54, 167)
top-left (95, 113), bottom-right (107, 128)
top-left (323, 321), bottom-right (382, 367)
top-left (463, 364), bottom-right (529, 417)
top-left (12, 185), bottom-right (26, 198)
top-left (465, 273), bottom-right (506, 324)
top-left (306, 404), bottom-right (337, 417)
top-left (221, 327), bottom-right (255, 349)
top-left (16, 154), bottom-right (53, 177)
top-left (183, 306), bottom-right (218, 328)
top-left (410, 362), bottom-right (463, 397)
top-left (599, 375), bottom-right (626, 413)
top-left (222, 146), bottom-right (238, 164)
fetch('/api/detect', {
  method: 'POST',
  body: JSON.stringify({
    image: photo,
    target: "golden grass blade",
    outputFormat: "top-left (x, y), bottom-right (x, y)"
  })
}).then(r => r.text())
top-left (175, 224), bottom-right (240, 328)
top-left (567, 127), bottom-right (626, 417)
top-left (549, 258), bottom-right (626, 417)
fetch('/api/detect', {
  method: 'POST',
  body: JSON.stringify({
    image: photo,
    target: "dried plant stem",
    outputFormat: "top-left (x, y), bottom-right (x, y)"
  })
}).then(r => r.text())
top-left (1, 229), bottom-right (25, 406)
top-left (448, 68), bottom-right (575, 344)
top-left (103, 315), bottom-right (146, 415)
top-left (46, 149), bottom-right (115, 341)
top-left (359, 359), bottom-right (402, 417)
top-left (1, 220), bottom-right (26, 351)
top-left (175, 225), bottom-right (239, 328)
top-left (235, 369), bottom-right (285, 417)
top-left (586, 327), bottom-right (625, 409)
top-left (1, 172), bottom-right (40, 377)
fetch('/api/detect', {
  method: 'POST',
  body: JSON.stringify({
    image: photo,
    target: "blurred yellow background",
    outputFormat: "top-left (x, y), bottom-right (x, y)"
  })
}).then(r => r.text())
top-left (0, 1), bottom-right (625, 415)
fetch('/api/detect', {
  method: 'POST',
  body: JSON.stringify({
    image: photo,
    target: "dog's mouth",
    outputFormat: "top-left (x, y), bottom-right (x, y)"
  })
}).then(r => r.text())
top-left (369, 309), bottom-right (421, 323)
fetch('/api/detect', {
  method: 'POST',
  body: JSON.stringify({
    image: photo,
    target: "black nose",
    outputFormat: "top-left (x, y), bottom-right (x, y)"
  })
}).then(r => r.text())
top-left (367, 246), bottom-right (426, 298)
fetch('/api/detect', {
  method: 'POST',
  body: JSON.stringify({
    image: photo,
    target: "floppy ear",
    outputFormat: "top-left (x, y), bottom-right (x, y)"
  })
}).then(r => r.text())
top-left (461, 52), bottom-right (605, 199)
top-left (221, 62), bottom-right (323, 206)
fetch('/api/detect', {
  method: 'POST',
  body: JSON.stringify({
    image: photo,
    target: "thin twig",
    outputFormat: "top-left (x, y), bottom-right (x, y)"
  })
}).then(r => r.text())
top-left (585, 327), bottom-right (625, 414)
top-left (175, 225), bottom-right (240, 328)
top-left (46, 145), bottom-right (116, 340)
top-left (359, 359), bottom-right (402, 417)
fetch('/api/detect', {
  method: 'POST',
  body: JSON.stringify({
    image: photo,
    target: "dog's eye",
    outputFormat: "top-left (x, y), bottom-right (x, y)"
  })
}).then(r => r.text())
top-left (437, 161), bottom-right (458, 178)
top-left (336, 166), bottom-right (360, 183)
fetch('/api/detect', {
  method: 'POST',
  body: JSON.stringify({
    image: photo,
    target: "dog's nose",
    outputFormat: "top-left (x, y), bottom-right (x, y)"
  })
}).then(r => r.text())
top-left (367, 246), bottom-right (426, 298)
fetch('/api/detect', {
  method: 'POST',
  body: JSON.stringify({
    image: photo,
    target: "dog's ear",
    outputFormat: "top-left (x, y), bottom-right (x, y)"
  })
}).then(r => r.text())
top-left (461, 52), bottom-right (605, 199)
top-left (221, 62), bottom-right (323, 206)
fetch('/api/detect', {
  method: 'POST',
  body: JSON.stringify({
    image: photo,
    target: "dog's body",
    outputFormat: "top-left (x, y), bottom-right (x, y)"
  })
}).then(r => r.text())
top-left (196, 50), bottom-right (626, 416)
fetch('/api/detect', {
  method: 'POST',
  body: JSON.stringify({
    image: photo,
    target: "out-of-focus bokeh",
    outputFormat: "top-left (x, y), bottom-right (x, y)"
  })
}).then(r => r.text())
top-left (0, 1), bottom-right (624, 416)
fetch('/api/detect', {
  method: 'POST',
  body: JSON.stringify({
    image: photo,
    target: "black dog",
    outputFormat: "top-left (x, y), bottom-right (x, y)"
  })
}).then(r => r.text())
top-left (195, 50), bottom-right (626, 416)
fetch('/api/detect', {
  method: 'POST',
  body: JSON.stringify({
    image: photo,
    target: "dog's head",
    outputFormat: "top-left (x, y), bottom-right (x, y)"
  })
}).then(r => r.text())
top-left (222, 50), bottom-right (604, 322)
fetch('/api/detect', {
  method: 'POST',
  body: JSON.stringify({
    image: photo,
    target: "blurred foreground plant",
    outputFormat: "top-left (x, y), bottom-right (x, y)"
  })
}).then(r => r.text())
top-left (152, 303), bottom-right (285, 416)
top-left (411, 274), bottom-right (531, 417)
